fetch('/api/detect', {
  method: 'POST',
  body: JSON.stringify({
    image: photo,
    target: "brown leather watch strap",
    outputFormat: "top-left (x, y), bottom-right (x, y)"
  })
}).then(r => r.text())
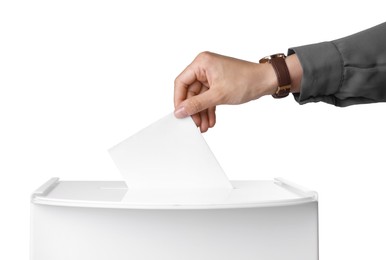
top-left (259, 53), bottom-right (292, 98)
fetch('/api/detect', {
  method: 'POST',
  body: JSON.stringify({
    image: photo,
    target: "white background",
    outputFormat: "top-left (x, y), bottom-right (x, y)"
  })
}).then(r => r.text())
top-left (0, 0), bottom-right (385, 259)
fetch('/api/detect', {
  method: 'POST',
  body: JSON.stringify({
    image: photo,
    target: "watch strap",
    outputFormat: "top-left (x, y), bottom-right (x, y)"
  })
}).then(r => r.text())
top-left (259, 54), bottom-right (291, 98)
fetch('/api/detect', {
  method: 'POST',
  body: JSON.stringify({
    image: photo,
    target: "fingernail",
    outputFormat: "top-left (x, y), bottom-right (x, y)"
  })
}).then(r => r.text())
top-left (174, 106), bottom-right (188, 118)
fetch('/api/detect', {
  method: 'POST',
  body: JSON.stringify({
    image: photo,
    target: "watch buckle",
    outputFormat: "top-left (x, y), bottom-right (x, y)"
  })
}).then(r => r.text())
top-left (276, 84), bottom-right (291, 94)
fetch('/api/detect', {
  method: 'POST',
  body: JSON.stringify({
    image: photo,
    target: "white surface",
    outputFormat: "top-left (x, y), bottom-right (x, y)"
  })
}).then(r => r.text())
top-left (1, 1), bottom-right (386, 260)
top-left (31, 179), bottom-right (317, 209)
top-left (31, 193), bottom-right (318, 260)
top-left (109, 113), bottom-right (232, 190)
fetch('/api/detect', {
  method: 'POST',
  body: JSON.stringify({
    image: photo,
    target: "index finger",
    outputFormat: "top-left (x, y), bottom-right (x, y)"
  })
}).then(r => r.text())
top-left (174, 63), bottom-right (199, 108)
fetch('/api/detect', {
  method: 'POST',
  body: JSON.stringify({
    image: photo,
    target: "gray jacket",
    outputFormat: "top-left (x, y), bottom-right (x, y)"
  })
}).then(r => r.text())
top-left (289, 22), bottom-right (386, 106)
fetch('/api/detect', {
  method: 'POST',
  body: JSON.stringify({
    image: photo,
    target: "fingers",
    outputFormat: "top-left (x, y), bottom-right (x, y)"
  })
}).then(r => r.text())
top-left (175, 82), bottom-right (216, 132)
top-left (199, 110), bottom-right (209, 132)
top-left (198, 106), bottom-right (216, 132)
top-left (198, 86), bottom-right (209, 132)
top-left (174, 62), bottom-right (201, 108)
top-left (174, 89), bottom-right (219, 118)
top-left (173, 52), bottom-right (218, 132)
top-left (208, 106), bottom-right (216, 128)
top-left (186, 81), bottom-right (202, 127)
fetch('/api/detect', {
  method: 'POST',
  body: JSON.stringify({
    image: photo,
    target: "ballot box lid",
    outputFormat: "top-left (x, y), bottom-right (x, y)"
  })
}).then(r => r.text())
top-left (31, 178), bottom-right (317, 209)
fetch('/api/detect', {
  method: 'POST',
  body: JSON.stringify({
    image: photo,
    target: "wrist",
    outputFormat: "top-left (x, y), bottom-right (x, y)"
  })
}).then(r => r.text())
top-left (285, 54), bottom-right (302, 93)
top-left (259, 53), bottom-right (291, 98)
top-left (259, 53), bottom-right (303, 98)
top-left (256, 62), bottom-right (278, 96)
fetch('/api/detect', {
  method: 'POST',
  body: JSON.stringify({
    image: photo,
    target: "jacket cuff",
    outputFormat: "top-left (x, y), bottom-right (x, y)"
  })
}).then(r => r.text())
top-left (288, 42), bottom-right (343, 105)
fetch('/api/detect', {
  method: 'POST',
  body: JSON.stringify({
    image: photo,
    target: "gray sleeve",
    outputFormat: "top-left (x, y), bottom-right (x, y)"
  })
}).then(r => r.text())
top-left (288, 22), bottom-right (386, 106)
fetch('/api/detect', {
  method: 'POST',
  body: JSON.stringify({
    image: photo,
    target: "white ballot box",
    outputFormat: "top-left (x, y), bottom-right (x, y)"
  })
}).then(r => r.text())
top-left (30, 178), bottom-right (318, 260)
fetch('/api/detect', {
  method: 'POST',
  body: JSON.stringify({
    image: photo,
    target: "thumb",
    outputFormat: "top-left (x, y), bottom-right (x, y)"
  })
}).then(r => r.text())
top-left (174, 90), bottom-right (218, 118)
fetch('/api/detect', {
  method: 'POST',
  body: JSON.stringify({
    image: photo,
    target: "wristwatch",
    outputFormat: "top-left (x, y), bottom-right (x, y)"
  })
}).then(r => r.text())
top-left (259, 53), bottom-right (292, 98)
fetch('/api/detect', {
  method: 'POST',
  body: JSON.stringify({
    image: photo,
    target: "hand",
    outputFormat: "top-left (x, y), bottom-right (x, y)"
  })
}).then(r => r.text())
top-left (174, 52), bottom-right (302, 132)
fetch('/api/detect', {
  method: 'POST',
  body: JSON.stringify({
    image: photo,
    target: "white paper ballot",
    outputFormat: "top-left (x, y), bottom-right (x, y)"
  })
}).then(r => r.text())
top-left (109, 113), bottom-right (233, 190)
